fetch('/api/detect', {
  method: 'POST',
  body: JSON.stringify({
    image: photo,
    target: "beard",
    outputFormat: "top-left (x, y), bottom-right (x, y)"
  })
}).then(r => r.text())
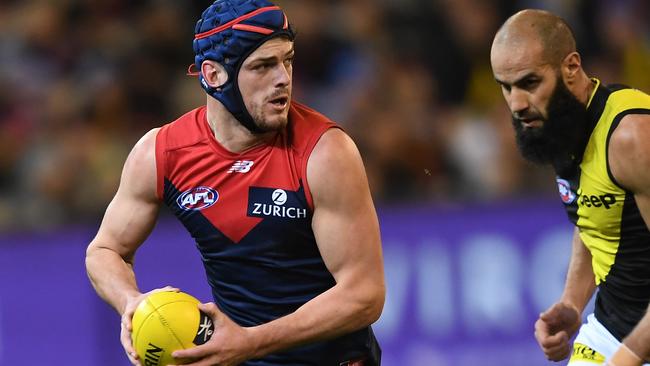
top-left (247, 93), bottom-right (291, 134)
top-left (251, 111), bottom-right (289, 133)
top-left (512, 77), bottom-right (590, 175)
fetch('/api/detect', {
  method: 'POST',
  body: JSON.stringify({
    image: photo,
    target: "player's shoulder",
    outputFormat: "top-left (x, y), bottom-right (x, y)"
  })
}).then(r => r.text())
top-left (135, 127), bottom-right (160, 151)
top-left (610, 113), bottom-right (650, 154)
top-left (289, 101), bottom-right (330, 122)
top-left (121, 127), bottom-right (160, 194)
top-left (603, 84), bottom-right (650, 161)
top-left (126, 127), bottom-right (160, 164)
top-left (606, 86), bottom-right (650, 113)
top-left (287, 101), bottom-right (341, 154)
top-left (309, 128), bottom-right (360, 175)
top-left (289, 101), bottom-right (338, 132)
top-left (157, 106), bottom-right (209, 151)
top-left (608, 113), bottom-right (650, 191)
top-left (307, 124), bottom-right (369, 209)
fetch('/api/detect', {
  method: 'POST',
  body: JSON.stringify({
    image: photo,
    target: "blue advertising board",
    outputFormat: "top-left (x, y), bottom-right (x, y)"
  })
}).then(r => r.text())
top-left (0, 199), bottom-right (580, 365)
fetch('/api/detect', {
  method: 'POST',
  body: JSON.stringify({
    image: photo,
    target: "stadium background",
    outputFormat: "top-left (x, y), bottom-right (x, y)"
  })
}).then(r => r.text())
top-left (0, 0), bottom-right (648, 365)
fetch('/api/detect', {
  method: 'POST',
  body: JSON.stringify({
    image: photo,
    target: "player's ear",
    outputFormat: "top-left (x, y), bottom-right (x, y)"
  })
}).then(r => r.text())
top-left (561, 51), bottom-right (582, 85)
top-left (201, 60), bottom-right (228, 89)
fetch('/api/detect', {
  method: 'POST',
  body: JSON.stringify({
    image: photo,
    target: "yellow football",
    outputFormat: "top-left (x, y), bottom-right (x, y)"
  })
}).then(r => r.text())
top-left (131, 291), bottom-right (214, 366)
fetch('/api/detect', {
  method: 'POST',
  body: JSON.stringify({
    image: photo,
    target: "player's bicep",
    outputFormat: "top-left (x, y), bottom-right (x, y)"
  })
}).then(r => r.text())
top-left (307, 129), bottom-right (383, 284)
top-left (90, 129), bottom-right (161, 259)
top-left (609, 114), bottom-right (650, 228)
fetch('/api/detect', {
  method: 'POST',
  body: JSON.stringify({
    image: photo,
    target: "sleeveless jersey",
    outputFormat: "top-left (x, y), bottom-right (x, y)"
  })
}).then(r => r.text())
top-left (155, 102), bottom-right (380, 365)
top-left (556, 79), bottom-right (650, 340)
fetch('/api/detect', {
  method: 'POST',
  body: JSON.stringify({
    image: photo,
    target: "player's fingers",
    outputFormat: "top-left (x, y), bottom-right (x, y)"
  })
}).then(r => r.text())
top-left (152, 286), bottom-right (180, 294)
top-left (543, 341), bottom-right (572, 362)
top-left (542, 302), bottom-right (579, 329)
top-left (127, 352), bottom-right (141, 366)
top-left (130, 354), bottom-right (143, 366)
top-left (171, 344), bottom-right (211, 361)
top-left (170, 308), bottom-right (215, 359)
top-left (199, 302), bottom-right (222, 322)
top-left (120, 321), bottom-right (132, 347)
top-left (534, 317), bottom-right (549, 332)
top-left (122, 310), bottom-right (136, 332)
top-left (538, 330), bottom-right (568, 348)
top-left (540, 303), bottom-right (562, 323)
top-left (534, 318), bottom-right (552, 343)
top-left (121, 322), bottom-right (140, 365)
top-left (536, 332), bottom-right (568, 362)
top-left (171, 304), bottom-right (223, 363)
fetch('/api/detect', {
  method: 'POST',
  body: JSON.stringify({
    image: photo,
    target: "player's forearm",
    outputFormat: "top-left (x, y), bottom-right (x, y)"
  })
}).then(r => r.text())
top-left (622, 311), bottom-right (650, 362)
top-left (85, 244), bottom-right (141, 315)
top-left (560, 229), bottom-right (596, 312)
top-left (246, 279), bottom-right (384, 359)
top-left (606, 304), bottom-right (650, 366)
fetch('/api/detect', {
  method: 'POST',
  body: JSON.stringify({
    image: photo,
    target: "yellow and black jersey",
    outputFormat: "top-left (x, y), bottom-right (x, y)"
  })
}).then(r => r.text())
top-left (557, 79), bottom-right (650, 341)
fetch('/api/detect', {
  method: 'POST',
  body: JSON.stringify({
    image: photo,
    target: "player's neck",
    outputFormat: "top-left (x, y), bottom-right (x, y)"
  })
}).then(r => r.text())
top-left (205, 99), bottom-right (276, 153)
top-left (573, 72), bottom-right (596, 106)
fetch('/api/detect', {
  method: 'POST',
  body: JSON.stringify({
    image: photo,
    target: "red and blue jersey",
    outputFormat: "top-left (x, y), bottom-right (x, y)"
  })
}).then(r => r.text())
top-left (155, 102), bottom-right (380, 365)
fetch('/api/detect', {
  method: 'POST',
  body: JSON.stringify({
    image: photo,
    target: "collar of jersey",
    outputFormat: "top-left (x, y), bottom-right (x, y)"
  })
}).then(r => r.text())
top-left (198, 106), bottom-right (282, 159)
top-left (586, 78), bottom-right (601, 108)
top-left (585, 78), bottom-right (611, 129)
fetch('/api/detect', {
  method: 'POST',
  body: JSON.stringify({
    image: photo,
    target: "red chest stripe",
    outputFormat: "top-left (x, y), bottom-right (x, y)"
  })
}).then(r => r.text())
top-left (156, 103), bottom-right (338, 244)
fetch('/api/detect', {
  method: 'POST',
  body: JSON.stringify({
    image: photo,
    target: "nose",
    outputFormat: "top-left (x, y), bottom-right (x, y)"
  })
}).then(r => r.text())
top-left (508, 88), bottom-right (529, 116)
top-left (274, 63), bottom-right (291, 88)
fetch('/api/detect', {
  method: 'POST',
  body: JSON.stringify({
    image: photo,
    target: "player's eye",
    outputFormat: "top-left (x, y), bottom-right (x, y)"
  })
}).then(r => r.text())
top-left (521, 78), bottom-right (540, 90)
top-left (252, 62), bottom-right (272, 71)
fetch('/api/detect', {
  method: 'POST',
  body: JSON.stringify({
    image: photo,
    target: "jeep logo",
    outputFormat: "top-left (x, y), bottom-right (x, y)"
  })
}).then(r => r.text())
top-left (578, 193), bottom-right (616, 209)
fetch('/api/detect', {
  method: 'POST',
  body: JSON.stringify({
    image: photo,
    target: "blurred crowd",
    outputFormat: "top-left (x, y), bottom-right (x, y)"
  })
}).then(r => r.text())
top-left (0, 0), bottom-right (648, 231)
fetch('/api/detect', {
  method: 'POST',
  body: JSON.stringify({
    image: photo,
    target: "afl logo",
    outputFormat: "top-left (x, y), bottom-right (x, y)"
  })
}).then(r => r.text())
top-left (556, 178), bottom-right (576, 204)
top-left (177, 187), bottom-right (219, 211)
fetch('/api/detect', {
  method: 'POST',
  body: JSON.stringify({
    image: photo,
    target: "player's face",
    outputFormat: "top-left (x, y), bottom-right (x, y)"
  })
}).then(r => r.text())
top-left (238, 37), bottom-right (294, 132)
top-left (491, 43), bottom-right (588, 167)
top-left (491, 42), bottom-right (557, 130)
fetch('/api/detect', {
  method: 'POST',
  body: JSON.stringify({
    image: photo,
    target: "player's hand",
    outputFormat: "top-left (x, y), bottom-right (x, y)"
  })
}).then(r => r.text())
top-left (170, 302), bottom-right (255, 366)
top-left (534, 302), bottom-right (582, 361)
top-left (121, 286), bottom-right (180, 366)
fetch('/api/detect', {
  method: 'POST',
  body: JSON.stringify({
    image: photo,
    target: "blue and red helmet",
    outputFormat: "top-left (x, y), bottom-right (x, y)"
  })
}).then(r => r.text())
top-left (192, 0), bottom-right (295, 133)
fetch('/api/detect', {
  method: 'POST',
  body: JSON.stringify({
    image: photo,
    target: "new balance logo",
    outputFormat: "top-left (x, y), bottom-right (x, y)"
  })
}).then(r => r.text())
top-left (228, 160), bottom-right (254, 173)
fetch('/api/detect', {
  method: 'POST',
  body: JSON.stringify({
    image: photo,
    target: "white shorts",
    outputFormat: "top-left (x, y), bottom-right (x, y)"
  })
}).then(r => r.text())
top-left (569, 313), bottom-right (650, 365)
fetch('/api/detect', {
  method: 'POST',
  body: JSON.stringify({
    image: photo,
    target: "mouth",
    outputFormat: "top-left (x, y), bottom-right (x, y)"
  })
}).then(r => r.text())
top-left (518, 118), bottom-right (543, 129)
top-left (268, 95), bottom-right (289, 110)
